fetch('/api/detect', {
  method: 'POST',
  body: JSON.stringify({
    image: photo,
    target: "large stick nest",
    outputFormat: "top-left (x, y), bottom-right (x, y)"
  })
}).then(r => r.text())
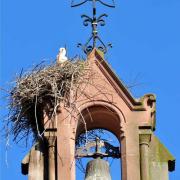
top-left (6, 60), bottom-right (90, 143)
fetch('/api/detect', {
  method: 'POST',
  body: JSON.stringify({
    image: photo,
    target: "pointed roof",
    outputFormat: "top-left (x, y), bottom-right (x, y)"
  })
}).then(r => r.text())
top-left (87, 48), bottom-right (155, 111)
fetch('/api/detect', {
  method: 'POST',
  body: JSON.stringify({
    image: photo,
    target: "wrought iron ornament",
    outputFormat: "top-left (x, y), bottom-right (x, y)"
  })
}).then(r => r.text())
top-left (76, 137), bottom-right (120, 159)
top-left (71, 0), bottom-right (115, 54)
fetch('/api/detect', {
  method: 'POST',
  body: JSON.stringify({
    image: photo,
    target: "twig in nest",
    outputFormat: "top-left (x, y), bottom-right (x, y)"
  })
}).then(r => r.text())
top-left (3, 59), bottom-right (89, 143)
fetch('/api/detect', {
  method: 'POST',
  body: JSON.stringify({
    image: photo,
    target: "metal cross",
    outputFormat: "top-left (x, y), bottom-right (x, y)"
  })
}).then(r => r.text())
top-left (71, 0), bottom-right (115, 54)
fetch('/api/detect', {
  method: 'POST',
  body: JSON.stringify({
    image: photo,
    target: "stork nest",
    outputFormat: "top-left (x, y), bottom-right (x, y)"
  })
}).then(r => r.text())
top-left (5, 59), bottom-right (90, 143)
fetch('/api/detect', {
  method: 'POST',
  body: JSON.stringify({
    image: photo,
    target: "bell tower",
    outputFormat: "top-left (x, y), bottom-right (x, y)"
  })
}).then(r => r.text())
top-left (19, 1), bottom-right (175, 180)
top-left (21, 49), bottom-right (175, 180)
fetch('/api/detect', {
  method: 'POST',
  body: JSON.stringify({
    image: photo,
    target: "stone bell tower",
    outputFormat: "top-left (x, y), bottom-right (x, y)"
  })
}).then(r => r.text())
top-left (22, 49), bottom-right (175, 180)
top-left (21, 1), bottom-right (175, 180)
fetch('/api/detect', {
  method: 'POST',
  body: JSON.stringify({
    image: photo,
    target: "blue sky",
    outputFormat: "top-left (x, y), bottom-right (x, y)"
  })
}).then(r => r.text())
top-left (1, 0), bottom-right (180, 179)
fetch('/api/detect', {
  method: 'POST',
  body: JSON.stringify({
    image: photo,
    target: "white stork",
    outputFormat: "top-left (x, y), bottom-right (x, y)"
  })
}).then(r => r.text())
top-left (56, 47), bottom-right (68, 65)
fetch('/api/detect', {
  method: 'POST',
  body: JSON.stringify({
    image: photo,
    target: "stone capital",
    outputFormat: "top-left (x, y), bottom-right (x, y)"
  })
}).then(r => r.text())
top-left (44, 130), bottom-right (57, 147)
top-left (139, 129), bottom-right (152, 146)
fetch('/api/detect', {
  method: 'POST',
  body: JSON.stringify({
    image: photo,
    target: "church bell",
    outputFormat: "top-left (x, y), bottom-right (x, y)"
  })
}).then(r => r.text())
top-left (76, 137), bottom-right (120, 180)
top-left (85, 158), bottom-right (112, 180)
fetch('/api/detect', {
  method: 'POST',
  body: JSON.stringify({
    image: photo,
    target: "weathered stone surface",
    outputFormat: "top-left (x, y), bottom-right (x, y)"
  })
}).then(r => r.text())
top-left (22, 142), bottom-right (44, 180)
top-left (149, 135), bottom-right (175, 180)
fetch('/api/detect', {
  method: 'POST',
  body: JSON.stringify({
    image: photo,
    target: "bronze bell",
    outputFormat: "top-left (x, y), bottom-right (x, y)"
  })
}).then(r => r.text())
top-left (76, 137), bottom-right (120, 180)
top-left (85, 158), bottom-right (112, 180)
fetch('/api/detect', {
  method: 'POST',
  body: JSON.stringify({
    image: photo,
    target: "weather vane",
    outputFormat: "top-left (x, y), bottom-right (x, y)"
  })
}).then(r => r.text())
top-left (71, 0), bottom-right (115, 54)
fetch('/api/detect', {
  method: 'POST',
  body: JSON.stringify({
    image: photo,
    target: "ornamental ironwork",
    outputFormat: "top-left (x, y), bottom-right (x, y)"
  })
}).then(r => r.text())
top-left (76, 137), bottom-right (120, 159)
top-left (71, 0), bottom-right (115, 54)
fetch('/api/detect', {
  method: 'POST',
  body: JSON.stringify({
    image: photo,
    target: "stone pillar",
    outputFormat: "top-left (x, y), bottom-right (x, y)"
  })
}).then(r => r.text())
top-left (120, 126), bottom-right (141, 180)
top-left (57, 110), bottom-right (75, 180)
top-left (45, 131), bottom-right (57, 180)
top-left (139, 129), bottom-right (152, 180)
top-left (22, 142), bottom-right (44, 180)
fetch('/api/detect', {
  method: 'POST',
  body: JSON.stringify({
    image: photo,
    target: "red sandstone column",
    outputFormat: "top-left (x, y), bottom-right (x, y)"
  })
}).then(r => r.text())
top-left (45, 131), bottom-right (56, 180)
top-left (139, 130), bottom-right (151, 180)
top-left (120, 123), bottom-right (141, 180)
top-left (57, 110), bottom-right (75, 180)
